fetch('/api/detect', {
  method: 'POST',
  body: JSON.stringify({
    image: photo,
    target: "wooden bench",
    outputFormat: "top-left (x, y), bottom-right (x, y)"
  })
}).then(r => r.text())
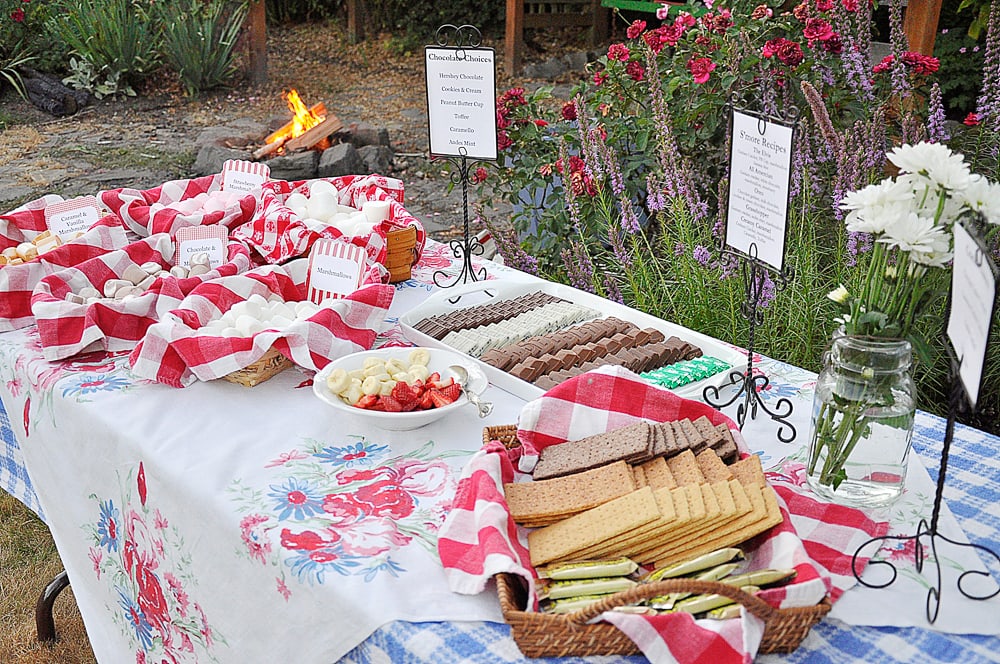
top-left (504, 0), bottom-right (610, 76)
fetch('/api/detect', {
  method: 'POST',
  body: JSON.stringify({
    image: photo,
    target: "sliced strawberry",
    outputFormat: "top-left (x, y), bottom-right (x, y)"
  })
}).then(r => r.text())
top-left (427, 372), bottom-right (441, 384)
top-left (381, 395), bottom-right (404, 412)
top-left (354, 394), bottom-right (379, 410)
top-left (418, 390), bottom-right (435, 410)
top-left (427, 388), bottom-right (451, 409)
top-left (391, 381), bottom-right (419, 410)
top-left (438, 382), bottom-right (461, 404)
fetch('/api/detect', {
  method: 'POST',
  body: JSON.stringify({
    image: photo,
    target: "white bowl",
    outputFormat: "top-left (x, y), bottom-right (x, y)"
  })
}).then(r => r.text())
top-left (313, 346), bottom-right (488, 431)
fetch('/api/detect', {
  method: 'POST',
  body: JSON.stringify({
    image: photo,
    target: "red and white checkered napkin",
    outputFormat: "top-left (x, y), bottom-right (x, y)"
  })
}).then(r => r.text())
top-left (99, 173), bottom-right (258, 238)
top-left (0, 216), bottom-right (130, 332)
top-left (1, 194), bottom-right (65, 248)
top-left (230, 174), bottom-right (426, 265)
top-left (31, 234), bottom-right (252, 361)
top-left (129, 264), bottom-right (395, 387)
top-left (438, 366), bottom-right (889, 664)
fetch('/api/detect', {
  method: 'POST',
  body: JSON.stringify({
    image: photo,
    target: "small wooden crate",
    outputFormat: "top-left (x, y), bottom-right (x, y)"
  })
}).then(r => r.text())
top-left (385, 225), bottom-right (419, 283)
top-left (483, 424), bottom-right (830, 657)
top-left (221, 347), bottom-right (294, 387)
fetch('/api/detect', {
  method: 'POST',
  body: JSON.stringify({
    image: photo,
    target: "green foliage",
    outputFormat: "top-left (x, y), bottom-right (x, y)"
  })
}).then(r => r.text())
top-left (157, 0), bottom-right (248, 97)
top-left (936, 2), bottom-right (987, 118)
top-left (47, 0), bottom-right (159, 95)
top-left (479, 0), bottom-right (1000, 418)
top-left (362, 1), bottom-right (505, 41)
top-left (267, 0), bottom-right (341, 24)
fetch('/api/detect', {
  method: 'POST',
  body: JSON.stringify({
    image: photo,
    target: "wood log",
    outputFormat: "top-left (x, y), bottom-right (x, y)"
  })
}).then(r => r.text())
top-left (265, 101), bottom-right (327, 144)
top-left (284, 113), bottom-right (343, 152)
top-left (21, 69), bottom-right (89, 117)
top-left (253, 136), bottom-right (289, 160)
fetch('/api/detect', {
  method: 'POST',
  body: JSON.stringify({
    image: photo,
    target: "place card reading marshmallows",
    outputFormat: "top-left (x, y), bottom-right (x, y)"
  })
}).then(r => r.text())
top-left (44, 196), bottom-right (102, 239)
top-left (221, 159), bottom-right (271, 194)
top-left (174, 226), bottom-right (228, 269)
top-left (306, 238), bottom-right (366, 303)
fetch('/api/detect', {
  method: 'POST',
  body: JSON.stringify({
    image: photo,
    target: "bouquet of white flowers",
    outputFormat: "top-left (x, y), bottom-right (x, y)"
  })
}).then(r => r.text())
top-left (808, 142), bottom-right (999, 504)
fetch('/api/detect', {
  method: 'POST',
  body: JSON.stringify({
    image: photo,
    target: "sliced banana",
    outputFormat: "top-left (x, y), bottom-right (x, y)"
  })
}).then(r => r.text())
top-left (361, 375), bottom-right (381, 395)
top-left (408, 348), bottom-right (431, 367)
top-left (326, 368), bottom-right (350, 394)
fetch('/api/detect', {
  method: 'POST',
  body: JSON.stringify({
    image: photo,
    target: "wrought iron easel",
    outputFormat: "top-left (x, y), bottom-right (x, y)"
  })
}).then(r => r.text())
top-left (427, 24), bottom-right (492, 290)
top-left (703, 101), bottom-right (799, 443)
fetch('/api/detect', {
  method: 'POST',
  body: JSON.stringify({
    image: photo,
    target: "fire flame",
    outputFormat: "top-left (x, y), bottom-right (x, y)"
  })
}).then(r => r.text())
top-left (267, 89), bottom-right (325, 144)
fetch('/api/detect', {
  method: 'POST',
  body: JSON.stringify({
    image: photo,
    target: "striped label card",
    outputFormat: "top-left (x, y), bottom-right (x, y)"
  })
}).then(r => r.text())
top-left (174, 225), bottom-right (228, 268)
top-left (306, 238), bottom-right (366, 303)
top-left (44, 196), bottom-right (101, 238)
top-left (221, 159), bottom-right (270, 194)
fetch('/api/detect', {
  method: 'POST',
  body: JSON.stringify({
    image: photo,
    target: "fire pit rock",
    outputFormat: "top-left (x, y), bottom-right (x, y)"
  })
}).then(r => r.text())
top-left (192, 120), bottom-right (397, 181)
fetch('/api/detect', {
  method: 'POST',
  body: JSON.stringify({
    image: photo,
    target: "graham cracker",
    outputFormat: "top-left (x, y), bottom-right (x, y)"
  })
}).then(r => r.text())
top-left (652, 422), bottom-right (688, 457)
top-left (532, 422), bottom-right (653, 480)
top-left (695, 449), bottom-right (734, 483)
top-left (713, 424), bottom-right (740, 463)
top-left (639, 457), bottom-right (676, 489)
top-left (693, 416), bottom-right (725, 449)
top-left (527, 486), bottom-right (659, 566)
top-left (504, 460), bottom-right (636, 523)
top-left (632, 464), bottom-right (648, 488)
top-left (678, 418), bottom-right (708, 455)
top-left (665, 450), bottom-right (705, 486)
top-left (568, 485), bottom-right (683, 559)
top-left (651, 481), bottom-right (777, 568)
top-left (728, 454), bottom-right (766, 486)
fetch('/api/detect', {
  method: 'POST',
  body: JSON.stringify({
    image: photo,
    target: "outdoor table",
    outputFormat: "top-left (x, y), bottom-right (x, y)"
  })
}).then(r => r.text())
top-left (1, 240), bottom-right (998, 663)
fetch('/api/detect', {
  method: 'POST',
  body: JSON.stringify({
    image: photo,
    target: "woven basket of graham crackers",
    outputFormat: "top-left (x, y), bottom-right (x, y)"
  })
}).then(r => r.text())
top-left (484, 422), bottom-right (831, 657)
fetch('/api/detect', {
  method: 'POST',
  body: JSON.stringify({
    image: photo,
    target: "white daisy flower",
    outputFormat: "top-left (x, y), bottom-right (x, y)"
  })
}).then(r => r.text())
top-left (877, 212), bottom-right (950, 254)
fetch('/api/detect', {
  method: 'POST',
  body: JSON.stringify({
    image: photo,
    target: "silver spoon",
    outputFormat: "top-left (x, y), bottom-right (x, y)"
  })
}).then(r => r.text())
top-left (449, 365), bottom-right (493, 418)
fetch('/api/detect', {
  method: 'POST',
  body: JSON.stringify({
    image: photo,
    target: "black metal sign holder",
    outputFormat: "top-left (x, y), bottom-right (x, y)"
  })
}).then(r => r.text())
top-left (850, 216), bottom-right (1000, 623)
top-left (703, 101), bottom-right (799, 443)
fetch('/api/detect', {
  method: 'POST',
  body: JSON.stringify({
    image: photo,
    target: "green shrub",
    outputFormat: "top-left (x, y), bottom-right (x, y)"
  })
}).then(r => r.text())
top-left (267, 0), bottom-right (342, 24)
top-left (157, 0), bottom-right (248, 97)
top-left (363, 1), bottom-right (504, 42)
top-left (46, 0), bottom-right (159, 96)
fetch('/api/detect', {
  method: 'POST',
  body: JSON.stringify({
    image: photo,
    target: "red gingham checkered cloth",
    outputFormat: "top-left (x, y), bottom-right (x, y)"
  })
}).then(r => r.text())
top-left (437, 366), bottom-right (888, 664)
top-left (1, 194), bottom-right (66, 248)
top-left (129, 264), bottom-right (394, 387)
top-left (1, 216), bottom-right (131, 332)
top-left (99, 173), bottom-right (258, 238)
top-left (31, 234), bottom-right (252, 361)
top-left (230, 175), bottom-right (426, 265)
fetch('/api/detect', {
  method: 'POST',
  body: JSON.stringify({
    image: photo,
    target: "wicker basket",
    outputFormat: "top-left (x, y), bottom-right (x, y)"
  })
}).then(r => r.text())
top-left (221, 347), bottom-right (294, 387)
top-left (496, 573), bottom-right (831, 657)
top-left (483, 424), bottom-right (830, 657)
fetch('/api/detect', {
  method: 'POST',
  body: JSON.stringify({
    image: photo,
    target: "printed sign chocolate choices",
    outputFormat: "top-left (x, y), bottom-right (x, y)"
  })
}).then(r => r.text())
top-left (725, 110), bottom-right (794, 272)
top-left (424, 46), bottom-right (497, 160)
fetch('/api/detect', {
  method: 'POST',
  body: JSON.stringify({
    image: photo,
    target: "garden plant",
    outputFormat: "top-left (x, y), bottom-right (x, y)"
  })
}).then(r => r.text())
top-left (477, 0), bottom-right (1000, 424)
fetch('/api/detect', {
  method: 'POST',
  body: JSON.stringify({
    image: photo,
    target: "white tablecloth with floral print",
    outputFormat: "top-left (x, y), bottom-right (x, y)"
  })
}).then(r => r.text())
top-left (2, 240), bottom-right (999, 663)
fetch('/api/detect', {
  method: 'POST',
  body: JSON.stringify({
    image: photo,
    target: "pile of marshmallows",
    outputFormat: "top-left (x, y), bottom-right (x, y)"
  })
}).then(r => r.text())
top-left (283, 180), bottom-right (392, 237)
top-left (150, 190), bottom-right (247, 216)
top-left (62, 252), bottom-right (215, 304)
top-left (191, 293), bottom-right (323, 337)
top-left (1, 231), bottom-right (68, 266)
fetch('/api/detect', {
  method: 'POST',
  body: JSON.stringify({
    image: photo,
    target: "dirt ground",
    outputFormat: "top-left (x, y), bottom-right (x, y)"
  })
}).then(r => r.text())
top-left (0, 21), bottom-right (598, 240)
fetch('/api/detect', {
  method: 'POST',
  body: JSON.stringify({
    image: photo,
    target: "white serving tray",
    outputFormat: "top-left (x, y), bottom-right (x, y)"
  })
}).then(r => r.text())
top-left (398, 279), bottom-right (747, 402)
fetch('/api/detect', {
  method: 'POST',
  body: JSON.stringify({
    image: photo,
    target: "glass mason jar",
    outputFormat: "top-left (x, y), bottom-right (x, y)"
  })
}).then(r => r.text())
top-left (806, 333), bottom-right (916, 508)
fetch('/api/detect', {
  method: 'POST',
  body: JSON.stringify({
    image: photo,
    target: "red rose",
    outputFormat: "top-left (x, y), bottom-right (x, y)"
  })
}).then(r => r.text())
top-left (626, 60), bottom-right (645, 82)
top-left (816, 0), bottom-right (835, 10)
top-left (561, 101), bottom-right (577, 121)
top-left (607, 43), bottom-right (630, 62)
top-left (841, 0), bottom-right (859, 11)
top-left (772, 39), bottom-right (804, 67)
top-left (497, 131), bottom-right (512, 151)
top-left (964, 112), bottom-right (981, 126)
top-left (626, 19), bottom-right (646, 39)
top-left (821, 33), bottom-right (843, 54)
top-left (11, 8), bottom-right (25, 22)
top-left (352, 480), bottom-right (415, 519)
top-left (593, 70), bottom-right (608, 86)
top-left (802, 18), bottom-right (835, 42)
top-left (686, 57), bottom-right (717, 84)
top-left (471, 166), bottom-right (488, 184)
top-left (533, 119), bottom-right (548, 127)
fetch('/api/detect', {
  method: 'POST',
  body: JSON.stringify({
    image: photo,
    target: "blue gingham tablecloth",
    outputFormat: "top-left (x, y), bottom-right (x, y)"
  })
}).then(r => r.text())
top-left (336, 413), bottom-right (1000, 664)
top-left (0, 388), bottom-right (44, 519)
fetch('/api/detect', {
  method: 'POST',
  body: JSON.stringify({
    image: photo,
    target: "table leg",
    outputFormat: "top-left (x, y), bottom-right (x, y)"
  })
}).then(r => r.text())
top-left (35, 570), bottom-right (71, 643)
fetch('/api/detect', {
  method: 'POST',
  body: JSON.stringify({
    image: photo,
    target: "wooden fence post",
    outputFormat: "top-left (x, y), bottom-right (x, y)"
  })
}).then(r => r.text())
top-left (248, 0), bottom-right (268, 86)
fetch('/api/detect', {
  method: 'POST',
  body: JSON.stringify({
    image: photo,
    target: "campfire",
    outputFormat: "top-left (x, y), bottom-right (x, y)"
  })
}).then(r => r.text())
top-left (253, 89), bottom-right (343, 160)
